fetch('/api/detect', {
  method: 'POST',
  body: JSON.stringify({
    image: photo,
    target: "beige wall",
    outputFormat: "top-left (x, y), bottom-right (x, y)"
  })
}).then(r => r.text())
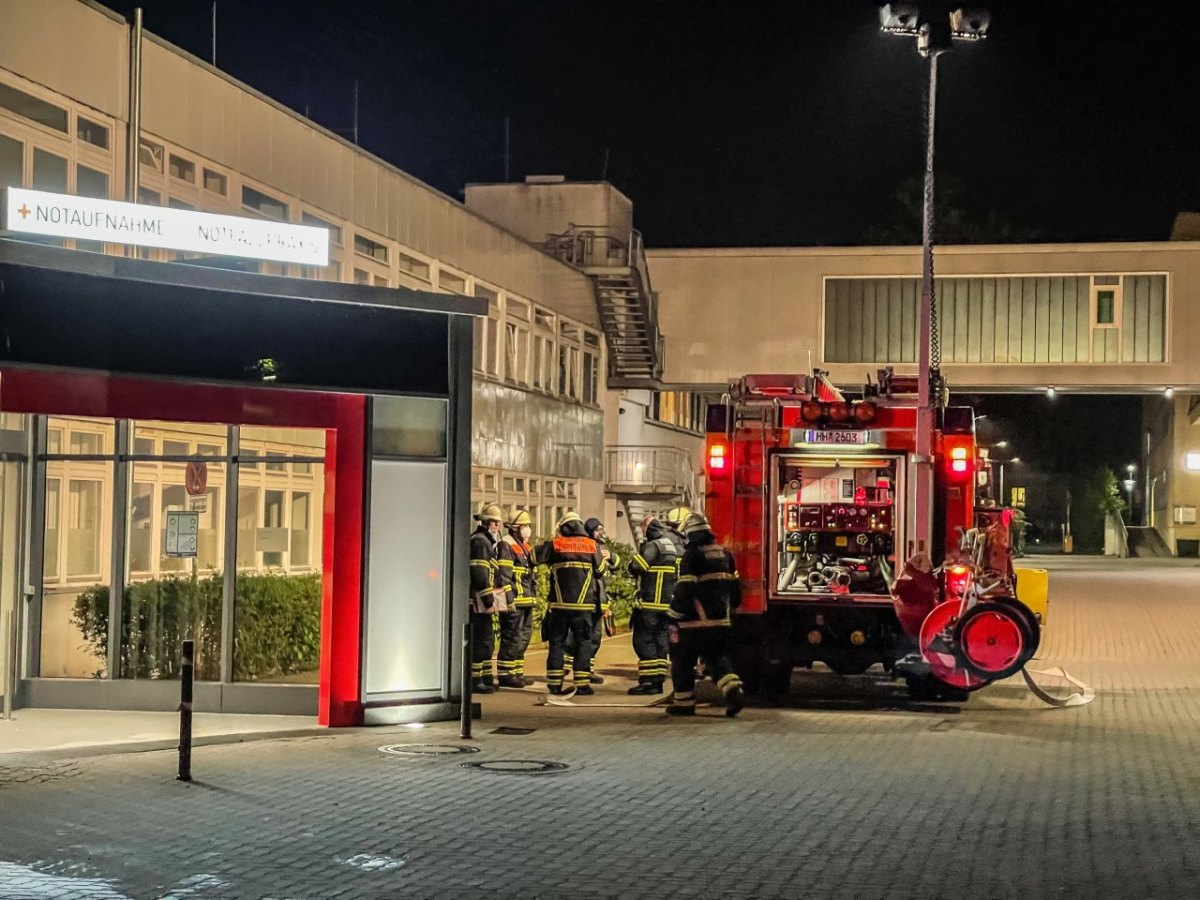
top-left (465, 181), bottom-right (635, 249)
top-left (1148, 395), bottom-right (1200, 553)
top-left (647, 243), bottom-right (1200, 391)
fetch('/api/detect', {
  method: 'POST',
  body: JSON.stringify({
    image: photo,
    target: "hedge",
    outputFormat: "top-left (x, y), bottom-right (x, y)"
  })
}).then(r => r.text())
top-left (71, 572), bottom-right (321, 682)
top-left (529, 539), bottom-right (638, 637)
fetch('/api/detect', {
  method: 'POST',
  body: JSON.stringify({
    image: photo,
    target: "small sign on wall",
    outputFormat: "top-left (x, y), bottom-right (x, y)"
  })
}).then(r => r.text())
top-left (1174, 506), bottom-right (1197, 525)
top-left (165, 511), bottom-right (199, 558)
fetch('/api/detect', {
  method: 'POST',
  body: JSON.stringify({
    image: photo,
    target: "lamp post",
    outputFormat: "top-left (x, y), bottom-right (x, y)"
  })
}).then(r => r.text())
top-left (879, 4), bottom-right (989, 556)
top-left (1124, 463), bottom-right (1137, 523)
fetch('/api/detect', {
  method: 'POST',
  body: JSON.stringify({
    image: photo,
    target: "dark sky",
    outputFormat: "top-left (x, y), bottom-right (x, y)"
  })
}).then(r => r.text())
top-left (101, 1), bottom-right (1200, 248)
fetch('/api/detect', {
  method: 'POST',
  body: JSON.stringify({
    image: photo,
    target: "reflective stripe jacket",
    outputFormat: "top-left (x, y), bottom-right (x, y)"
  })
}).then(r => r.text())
top-left (669, 530), bottom-right (742, 628)
top-left (629, 521), bottom-right (678, 611)
top-left (595, 542), bottom-right (620, 614)
top-left (535, 521), bottom-right (607, 611)
top-left (497, 531), bottom-right (537, 608)
top-left (469, 524), bottom-right (498, 609)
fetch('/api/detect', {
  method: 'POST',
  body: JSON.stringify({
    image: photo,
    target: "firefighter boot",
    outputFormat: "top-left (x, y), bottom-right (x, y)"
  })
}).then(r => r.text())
top-left (497, 676), bottom-right (526, 689)
top-left (725, 686), bottom-right (746, 718)
top-left (473, 681), bottom-right (497, 694)
top-left (590, 674), bottom-right (605, 685)
top-left (628, 681), bottom-right (664, 695)
top-left (665, 704), bottom-right (695, 716)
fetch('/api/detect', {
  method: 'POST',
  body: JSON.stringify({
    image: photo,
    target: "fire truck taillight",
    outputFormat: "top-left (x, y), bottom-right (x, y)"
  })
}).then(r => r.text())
top-left (800, 401), bottom-right (823, 423)
top-left (827, 402), bottom-right (851, 423)
top-left (949, 446), bottom-right (971, 475)
top-left (708, 442), bottom-right (728, 475)
top-left (853, 402), bottom-right (876, 424)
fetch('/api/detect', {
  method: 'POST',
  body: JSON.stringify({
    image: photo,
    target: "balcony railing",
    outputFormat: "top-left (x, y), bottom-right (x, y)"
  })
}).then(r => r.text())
top-left (604, 445), bottom-right (695, 500)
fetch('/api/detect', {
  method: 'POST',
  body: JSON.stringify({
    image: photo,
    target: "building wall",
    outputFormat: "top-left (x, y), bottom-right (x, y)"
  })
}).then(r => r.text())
top-left (1146, 395), bottom-right (1200, 554)
top-left (647, 244), bottom-right (1200, 391)
top-left (465, 181), bottom-right (635, 249)
top-left (0, 0), bottom-right (611, 540)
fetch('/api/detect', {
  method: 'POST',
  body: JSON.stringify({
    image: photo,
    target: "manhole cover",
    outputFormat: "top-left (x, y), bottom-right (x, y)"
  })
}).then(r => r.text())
top-left (490, 727), bottom-right (536, 735)
top-left (378, 743), bottom-right (480, 756)
top-left (461, 759), bottom-right (568, 775)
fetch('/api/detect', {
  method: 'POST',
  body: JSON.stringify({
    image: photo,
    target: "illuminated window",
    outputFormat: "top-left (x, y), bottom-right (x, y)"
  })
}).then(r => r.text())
top-left (1186, 452), bottom-right (1200, 472)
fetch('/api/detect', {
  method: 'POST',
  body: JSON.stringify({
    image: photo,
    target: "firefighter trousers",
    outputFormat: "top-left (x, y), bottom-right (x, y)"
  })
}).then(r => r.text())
top-left (470, 612), bottom-right (496, 686)
top-left (669, 627), bottom-right (742, 708)
top-left (563, 608), bottom-right (603, 672)
top-left (631, 608), bottom-right (670, 685)
top-left (496, 607), bottom-right (534, 678)
top-left (546, 609), bottom-right (596, 690)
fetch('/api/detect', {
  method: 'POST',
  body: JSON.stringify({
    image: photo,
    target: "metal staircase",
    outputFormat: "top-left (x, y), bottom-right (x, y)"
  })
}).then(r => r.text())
top-left (544, 225), bottom-right (664, 388)
top-left (603, 445), bottom-right (696, 539)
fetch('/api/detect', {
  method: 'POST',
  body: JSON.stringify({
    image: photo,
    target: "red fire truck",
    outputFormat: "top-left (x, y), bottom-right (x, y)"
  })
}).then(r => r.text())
top-left (704, 369), bottom-right (1039, 701)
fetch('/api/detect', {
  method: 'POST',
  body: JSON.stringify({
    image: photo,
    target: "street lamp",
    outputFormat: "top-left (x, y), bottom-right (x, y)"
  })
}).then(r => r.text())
top-left (879, 4), bottom-right (990, 555)
top-left (997, 455), bottom-right (1020, 506)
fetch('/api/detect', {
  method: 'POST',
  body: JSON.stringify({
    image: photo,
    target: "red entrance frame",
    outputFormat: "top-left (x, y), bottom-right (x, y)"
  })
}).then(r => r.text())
top-left (0, 367), bottom-right (368, 726)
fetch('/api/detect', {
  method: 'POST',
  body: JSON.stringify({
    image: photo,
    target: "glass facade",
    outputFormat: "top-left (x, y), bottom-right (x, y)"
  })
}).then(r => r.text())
top-left (34, 417), bottom-right (326, 684)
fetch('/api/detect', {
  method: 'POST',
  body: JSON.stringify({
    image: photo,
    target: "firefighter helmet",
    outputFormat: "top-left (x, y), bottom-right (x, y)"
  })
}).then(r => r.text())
top-left (639, 513), bottom-right (659, 534)
top-left (664, 506), bottom-right (691, 528)
top-left (555, 510), bottom-right (584, 532)
top-left (507, 508), bottom-right (533, 528)
top-left (682, 512), bottom-right (711, 537)
top-left (475, 502), bottom-right (504, 524)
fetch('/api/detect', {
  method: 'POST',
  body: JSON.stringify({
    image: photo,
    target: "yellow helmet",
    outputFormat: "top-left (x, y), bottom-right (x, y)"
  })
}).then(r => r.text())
top-left (664, 506), bottom-right (691, 528)
top-left (475, 502), bottom-right (504, 524)
top-left (508, 508), bottom-right (533, 528)
top-left (555, 510), bottom-right (584, 532)
top-left (682, 512), bottom-right (711, 537)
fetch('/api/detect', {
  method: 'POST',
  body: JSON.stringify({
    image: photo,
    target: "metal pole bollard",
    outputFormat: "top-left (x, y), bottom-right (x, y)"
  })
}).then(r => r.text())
top-left (460, 620), bottom-right (473, 740)
top-left (178, 639), bottom-right (194, 781)
top-left (2, 610), bottom-right (14, 721)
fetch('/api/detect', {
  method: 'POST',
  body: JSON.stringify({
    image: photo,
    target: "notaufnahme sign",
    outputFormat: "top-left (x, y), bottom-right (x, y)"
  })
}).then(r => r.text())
top-left (3, 186), bottom-right (329, 266)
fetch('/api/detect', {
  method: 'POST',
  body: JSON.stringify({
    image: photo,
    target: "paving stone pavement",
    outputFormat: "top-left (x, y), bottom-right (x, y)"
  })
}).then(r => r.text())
top-left (2, 557), bottom-right (1200, 899)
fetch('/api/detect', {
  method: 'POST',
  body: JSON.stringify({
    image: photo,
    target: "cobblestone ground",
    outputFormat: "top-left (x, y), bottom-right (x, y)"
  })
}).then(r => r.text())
top-left (3, 558), bottom-right (1200, 899)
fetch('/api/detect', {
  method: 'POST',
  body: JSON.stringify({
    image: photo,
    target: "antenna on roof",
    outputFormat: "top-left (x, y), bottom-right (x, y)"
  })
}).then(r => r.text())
top-left (601, 147), bottom-right (610, 181)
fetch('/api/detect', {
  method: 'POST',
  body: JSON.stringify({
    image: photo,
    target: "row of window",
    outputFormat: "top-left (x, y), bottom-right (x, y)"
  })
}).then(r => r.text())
top-left (649, 391), bottom-right (708, 434)
top-left (471, 469), bottom-right (581, 541)
top-left (474, 293), bottom-right (603, 405)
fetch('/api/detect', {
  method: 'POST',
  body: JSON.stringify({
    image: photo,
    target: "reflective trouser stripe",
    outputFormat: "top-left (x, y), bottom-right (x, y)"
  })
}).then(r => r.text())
top-left (673, 690), bottom-right (695, 707)
top-left (573, 669), bottom-right (592, 685)
top-left (638, 660), bottom-right (669, 677)
top-left (717, 673), bottom-right (743, 693)
top-left (546, 668), bottom-right (565, 687)
top-left (497, 660), bottom-right (520, 673)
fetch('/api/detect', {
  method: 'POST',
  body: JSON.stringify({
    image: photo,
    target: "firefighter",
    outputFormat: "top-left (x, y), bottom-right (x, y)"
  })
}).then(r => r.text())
top-left (666, 512), bottom-right (746, 717)
top-left (495, 508), bottom-right (537, 688)
top-left (563, 517), bottom-right (618, 685)
top-left (536, 511), bottom-right (607, 695)
top-left (627, 513), bottom-right (677, 694)
top-left (469, 502), bottom-right (504, 694)
top-left (663, 506), bottom-right (691, 558)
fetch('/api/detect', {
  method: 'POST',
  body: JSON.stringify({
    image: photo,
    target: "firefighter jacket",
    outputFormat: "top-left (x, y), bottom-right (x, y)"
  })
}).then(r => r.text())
top-left (666, 528), bottom-right (687, 574)
top-left (497, 531), bottom-right (537, 608)
top-left (669, 530), bottom-right (742, 628)
top-left (629, 519), bottom-right (678, 611)
top-left (469, 524), bottom-right (499, 612)
top-left (595, 541), bottom-right (620, 614)
top-left (535, 520), bottom-right (607, 612)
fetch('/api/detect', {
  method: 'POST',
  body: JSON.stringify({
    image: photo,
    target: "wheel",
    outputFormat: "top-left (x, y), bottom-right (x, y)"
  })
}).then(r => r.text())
top-left (994, 596), bottom-right (1041, 659)
top-left (918, 601), bottom-right (988, 692)
top-left (826, 657), bottom-right (873, 676)
top-left (952, 601), bottom-right (1036, 682)
top-left (762, 660), bottom-right (793, 697)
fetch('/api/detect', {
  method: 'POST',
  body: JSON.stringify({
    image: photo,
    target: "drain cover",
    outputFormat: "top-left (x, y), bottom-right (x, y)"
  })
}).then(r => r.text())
top-left (379, 743), bottom-right (480, 756)
top-left (461, 759), bottom-right (568, 775)
top-left (490, 727), bottom-right (536, 735)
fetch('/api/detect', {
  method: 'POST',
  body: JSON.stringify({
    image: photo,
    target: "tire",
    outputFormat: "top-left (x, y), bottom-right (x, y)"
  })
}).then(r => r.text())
top-left (763, 660), bottom-right (793, 697)
top-left (826, 657), bottom-right (873, 676)
top-left (953, 601), bottom-right (1036, 682)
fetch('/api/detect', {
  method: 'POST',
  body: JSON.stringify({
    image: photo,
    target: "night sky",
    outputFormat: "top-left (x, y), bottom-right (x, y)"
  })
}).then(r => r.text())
top-left (100, 0), bottom-right (1155, 491)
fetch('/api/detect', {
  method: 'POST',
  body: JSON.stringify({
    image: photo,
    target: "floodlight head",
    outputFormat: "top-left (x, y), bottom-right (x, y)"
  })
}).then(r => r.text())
top-left (879, 3), bottom-right (921, 35)
top-left (950, 7), bottom-right (990, 40)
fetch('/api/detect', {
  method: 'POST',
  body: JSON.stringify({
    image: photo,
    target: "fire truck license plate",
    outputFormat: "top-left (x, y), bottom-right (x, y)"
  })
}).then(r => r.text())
top-left (804, 429), bottom-right (867, 445)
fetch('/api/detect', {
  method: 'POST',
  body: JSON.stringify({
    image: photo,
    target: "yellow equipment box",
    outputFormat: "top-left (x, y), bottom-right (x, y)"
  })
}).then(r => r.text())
top-left (1014, 566), bottom-right (1049, 628)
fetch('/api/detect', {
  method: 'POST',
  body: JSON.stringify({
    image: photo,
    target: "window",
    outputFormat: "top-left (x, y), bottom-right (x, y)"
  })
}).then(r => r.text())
top-left (202, 168), bottom-right (227, 195)
top-left (168, 154), bottom-right (195, 183)
top-left (558, 344), bottom-right (579, 398)
top-left (0, 134), bottom-right (23, 192)
top-left (438, 270), bottom-right (467, 294)
top-left (69, 432), bottom-right (104, 455)
top-left (32, 148), bottom-right (67, 193)
top-left (76, 165), bottom-right (108, 200)
top-left (138, 187), bottom-right (161, 206)
top-left (0, 81), bottom-right (68, 132)
top-left (582, 344), bottom-right (600, 405)
top-left (290, 493), bottom-right (311, 566)
top-left (66, 480), bottom-right (103, 578)
top-left (354, 234), bottom-right (389, 263)
top-left (397, 251), bottom-right (430, 282)
top-left (168, 197), bottom-right (194, 211)
top-left (373, 275), bottom-right (389, 288)
top-left (77, 116), bottom-right (109, 150)
top-left (1091, 275), bottom-right (1122, 331)
top-left (43, 478), bottom-right (60, 579)
top-left (354, 269), bottom-right (371, 285)
top-left (652, 391), bottom-right (705, 433)
top-left (242, 185), bottom-right (288, 220)
top-left (1096, 291), bottom-right (1115, 325)
top-left (302, 211), bottom-right (342, 246)
top-left (139, 138), bottom-right (164, 172)
top-left (504, 320), bottom-right (530, 385)
top-left (266, 453), bottom-right (287, 472)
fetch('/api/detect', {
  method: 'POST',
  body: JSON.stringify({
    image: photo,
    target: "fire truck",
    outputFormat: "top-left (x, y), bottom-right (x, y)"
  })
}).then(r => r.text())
top-left (704, 368), bottom-right (1040, 701)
